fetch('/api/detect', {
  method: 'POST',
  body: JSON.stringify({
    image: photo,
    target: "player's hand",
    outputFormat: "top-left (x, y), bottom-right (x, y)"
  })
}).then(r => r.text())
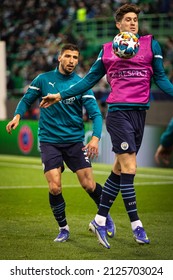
top-left (83, 136), bottom-right (99, 159)
top-left (6, 115), bottom-right (20, 134)
top-left (154, 144), bottom-right (173, 165)
top-left (40, 93), bottom-right (62, 108)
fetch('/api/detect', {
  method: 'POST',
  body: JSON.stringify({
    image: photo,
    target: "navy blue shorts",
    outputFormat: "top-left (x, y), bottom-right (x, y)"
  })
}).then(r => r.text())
top-left (39, 142), bottom-right (91, 173)
top-left (106, 110), bottom-right (146, 154)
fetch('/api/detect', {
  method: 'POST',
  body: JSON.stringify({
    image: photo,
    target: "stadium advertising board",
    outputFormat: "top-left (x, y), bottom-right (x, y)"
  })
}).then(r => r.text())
top-left (0, 120), bottom-right (172, 167)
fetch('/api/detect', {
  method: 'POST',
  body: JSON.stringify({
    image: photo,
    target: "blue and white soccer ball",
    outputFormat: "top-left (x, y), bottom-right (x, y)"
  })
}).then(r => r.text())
top-left (112, 31), bottom-right (140, 59)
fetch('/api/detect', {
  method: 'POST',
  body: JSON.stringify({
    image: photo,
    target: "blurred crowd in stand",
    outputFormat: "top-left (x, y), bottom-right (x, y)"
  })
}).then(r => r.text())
top-left (1, 0), bottom-right (173, 119)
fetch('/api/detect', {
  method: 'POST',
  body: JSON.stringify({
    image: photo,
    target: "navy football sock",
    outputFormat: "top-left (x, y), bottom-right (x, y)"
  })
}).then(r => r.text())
top-left (120, 173), bottom-right (139, 222)
top-left (98, 171), bottom-right (120, 217)
top-left (88, 182), bottom-right (102, 207)
top-left (49, 192), bottom-right (67, 227)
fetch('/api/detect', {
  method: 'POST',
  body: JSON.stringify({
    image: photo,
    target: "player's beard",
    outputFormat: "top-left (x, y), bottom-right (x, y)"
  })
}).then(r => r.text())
top-left (62, 64), bottom-right (75, 75)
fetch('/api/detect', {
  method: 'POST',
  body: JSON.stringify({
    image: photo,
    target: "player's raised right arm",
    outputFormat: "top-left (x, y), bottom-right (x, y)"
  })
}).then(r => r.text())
top-left (6, 114), bottom-right (21, 134)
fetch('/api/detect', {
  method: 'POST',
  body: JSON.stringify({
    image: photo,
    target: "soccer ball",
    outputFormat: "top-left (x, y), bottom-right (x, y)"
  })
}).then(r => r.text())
top-left (112, 31), bottom-right (139, 59)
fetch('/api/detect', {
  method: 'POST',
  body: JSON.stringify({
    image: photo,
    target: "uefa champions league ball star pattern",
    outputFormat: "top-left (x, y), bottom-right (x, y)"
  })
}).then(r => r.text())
top-left (112, 32), bottom-right (140, 59)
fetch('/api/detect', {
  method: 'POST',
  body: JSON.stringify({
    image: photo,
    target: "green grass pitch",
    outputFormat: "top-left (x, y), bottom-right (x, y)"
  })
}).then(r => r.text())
top-left (0, 154), bottom-right (173, 260)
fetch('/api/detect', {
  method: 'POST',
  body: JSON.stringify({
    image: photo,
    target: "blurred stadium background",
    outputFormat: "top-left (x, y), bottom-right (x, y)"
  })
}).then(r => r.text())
top-left (0, 0), bottom-right (173, 261)
top-left (0, 0), bottom-right (173, 166)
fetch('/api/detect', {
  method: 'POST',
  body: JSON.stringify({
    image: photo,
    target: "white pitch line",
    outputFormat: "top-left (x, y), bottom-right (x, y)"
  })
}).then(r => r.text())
top-left (0, 162), bottom-right (42, 169)
top-left (0, 181), bottom-right (173, 190)
top-left (0, 162), bottom-right (173, 180)
top-left (0, 185), bottom-right (79, 189)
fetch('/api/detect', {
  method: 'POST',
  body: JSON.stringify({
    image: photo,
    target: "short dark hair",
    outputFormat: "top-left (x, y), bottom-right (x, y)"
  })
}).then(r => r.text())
top-left (60, 44), bottom-right (80, 55)
top-left (115, 3), bottom-right (141, 22)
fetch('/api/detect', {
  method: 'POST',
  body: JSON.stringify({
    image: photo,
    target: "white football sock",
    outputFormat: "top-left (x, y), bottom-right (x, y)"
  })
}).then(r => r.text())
top-left (131, 220), bottom-right (143, 231)
top-left (59, 225), bottom-right (69, 231)
top-left (95, 214), bottom-right (106, 226)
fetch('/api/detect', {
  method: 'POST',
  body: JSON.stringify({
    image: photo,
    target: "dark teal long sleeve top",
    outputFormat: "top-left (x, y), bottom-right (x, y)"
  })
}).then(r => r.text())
top-left (160, 118), bottom-right (173, 148)
top-left (14, 69), bottom-right (102, 143)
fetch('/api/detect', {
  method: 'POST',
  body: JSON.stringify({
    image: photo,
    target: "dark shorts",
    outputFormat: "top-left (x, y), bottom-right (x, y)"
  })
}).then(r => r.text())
top-left (106, 110), bottom-right (146, 154)
top-left (39, 142), bottom-right (92, 173)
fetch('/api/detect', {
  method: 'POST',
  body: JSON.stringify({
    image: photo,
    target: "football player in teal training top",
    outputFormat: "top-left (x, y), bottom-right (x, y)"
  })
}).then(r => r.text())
top-left (155, 118), bottom-right (173, 166)
top-left (6, 44), bottom-right (115, 243)
top-left (40, 4), bottom-right (173, 249)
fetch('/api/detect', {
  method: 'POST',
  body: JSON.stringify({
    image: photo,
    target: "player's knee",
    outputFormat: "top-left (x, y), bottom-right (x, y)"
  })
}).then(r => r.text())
top-left (124, 166), bottom-right (136, 174)
top-left (120, 165), bottom-right (136, 174)
top-left (49, 182), bottom-right (61, 195)
top-left (81, 180), bottom-right (95, 192)
top-left (121, 160), bottom-right (137, 174)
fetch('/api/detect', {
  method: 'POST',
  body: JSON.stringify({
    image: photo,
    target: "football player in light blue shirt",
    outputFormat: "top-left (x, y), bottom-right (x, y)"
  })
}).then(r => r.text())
top-left (6, 44), bottom-right (115, 243)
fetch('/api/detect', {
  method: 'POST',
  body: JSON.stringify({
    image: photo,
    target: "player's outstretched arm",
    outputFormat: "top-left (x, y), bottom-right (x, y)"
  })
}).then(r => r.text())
top-left (6, 114), bottom-right (20, 134)
top-left (40, 93), bottom-right (62, 108)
